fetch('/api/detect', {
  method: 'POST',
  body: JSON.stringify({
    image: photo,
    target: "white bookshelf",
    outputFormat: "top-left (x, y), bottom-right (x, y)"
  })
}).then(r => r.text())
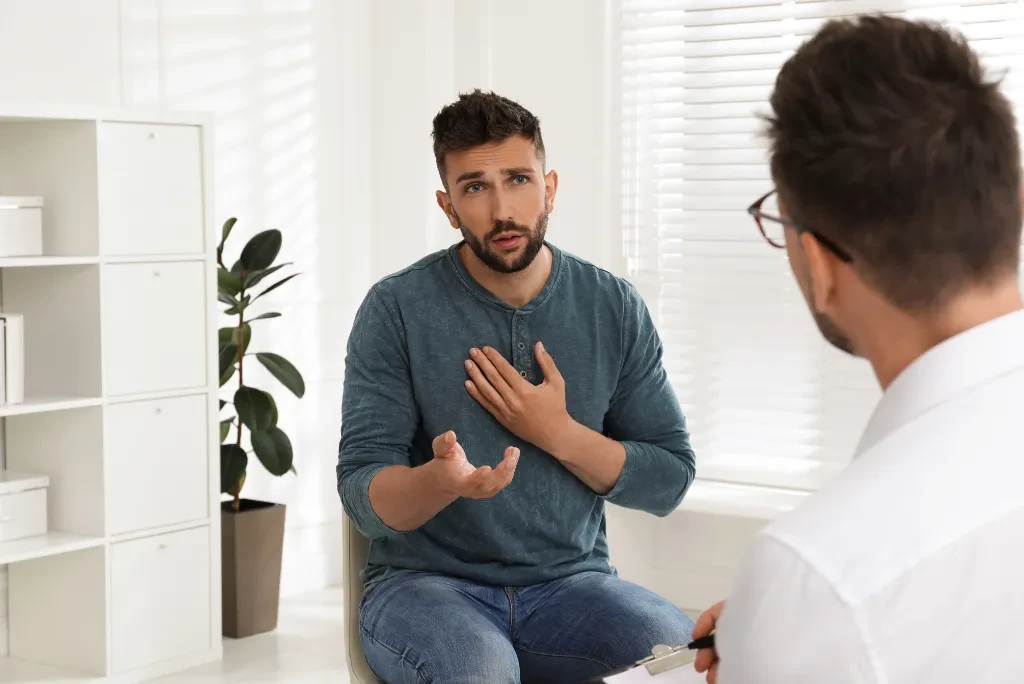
top-left (0, 106), bottom-right (221, 681)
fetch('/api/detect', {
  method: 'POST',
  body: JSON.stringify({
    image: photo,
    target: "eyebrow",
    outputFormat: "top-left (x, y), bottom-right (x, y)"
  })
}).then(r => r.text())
top-left (454, 168), bottom-right (535, 185)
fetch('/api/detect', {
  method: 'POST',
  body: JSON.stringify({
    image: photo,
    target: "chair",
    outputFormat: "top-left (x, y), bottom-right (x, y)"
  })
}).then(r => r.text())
top-left (344, 515), bottom-right (384, 684)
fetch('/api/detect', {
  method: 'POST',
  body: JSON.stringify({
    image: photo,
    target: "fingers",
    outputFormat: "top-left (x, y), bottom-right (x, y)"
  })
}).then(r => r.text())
top-left (535, 341), bottom-right (563, 386)
top-left (692, 601), bottom-right (724, 639)
top-left (465, 447), bottom-right (520, 498)
top-left (694, 647), bottom-right (716, 674)
top-left (432, 430), bottom-right (458, 458)
top-left (496, 446), bottom-right (520, 487)
top-left (478, 347), bottom-right (525, 387)
top-left (465, 377), bottom-right (501, 417)
top-left (465, 355), bottom-right (508, 409)
top-left (693, 601), bottom-right (724, 679)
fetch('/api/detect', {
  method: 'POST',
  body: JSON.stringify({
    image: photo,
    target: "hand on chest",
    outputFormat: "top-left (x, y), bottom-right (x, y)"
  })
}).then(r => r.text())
top-left (408, 313), bottom-right (614, 455)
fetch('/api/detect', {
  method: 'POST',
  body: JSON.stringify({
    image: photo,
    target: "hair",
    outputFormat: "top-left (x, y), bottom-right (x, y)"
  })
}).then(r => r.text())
top-left (431, 89), bottom-right (546, 187)
top-left (765, 14), bottom-right (1022, 312)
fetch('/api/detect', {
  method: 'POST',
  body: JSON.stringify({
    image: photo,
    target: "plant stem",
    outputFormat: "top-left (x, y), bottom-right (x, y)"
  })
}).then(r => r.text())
top-left (233, 293), bottom-right (246, 513)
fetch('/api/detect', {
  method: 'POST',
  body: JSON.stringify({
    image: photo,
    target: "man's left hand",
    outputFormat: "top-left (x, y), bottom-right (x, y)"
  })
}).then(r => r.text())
top-left (464, 341), bottom-right (572, 454)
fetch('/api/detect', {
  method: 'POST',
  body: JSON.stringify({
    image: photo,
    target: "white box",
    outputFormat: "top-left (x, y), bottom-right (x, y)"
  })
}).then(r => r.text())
top-left (0, 196), bottom-right (44, 257)
top-left (0, 471), bottom-right (49, 542)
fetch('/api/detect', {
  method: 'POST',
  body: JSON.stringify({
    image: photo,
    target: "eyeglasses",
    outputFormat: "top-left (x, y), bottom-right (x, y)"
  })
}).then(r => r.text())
top-left (747, 189), bottom-right (852, 263)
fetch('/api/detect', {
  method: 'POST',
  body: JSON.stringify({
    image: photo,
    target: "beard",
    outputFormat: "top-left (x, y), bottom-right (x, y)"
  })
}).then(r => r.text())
top-left (459, 210), bottom-right (548, 274)
top-left (813, 311), bottom-right (856, 356)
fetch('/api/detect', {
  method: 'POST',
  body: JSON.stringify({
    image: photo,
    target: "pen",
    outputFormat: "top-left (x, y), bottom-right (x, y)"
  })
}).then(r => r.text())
top-left (687, 634), bottom-right (715, 650)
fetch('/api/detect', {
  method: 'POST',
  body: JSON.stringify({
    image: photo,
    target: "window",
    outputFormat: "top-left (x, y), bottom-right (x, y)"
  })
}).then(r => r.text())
top-left (617, 0), bottom-right (1024, 491)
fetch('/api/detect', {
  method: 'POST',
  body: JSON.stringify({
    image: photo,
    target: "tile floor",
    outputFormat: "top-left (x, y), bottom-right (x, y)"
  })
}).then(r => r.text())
top-left (155, 588), bottom-right (349, 683)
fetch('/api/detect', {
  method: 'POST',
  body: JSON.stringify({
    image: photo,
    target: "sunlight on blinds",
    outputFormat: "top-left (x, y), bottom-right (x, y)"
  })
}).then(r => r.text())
top-left (619, 0), bottom-right (1024, 490)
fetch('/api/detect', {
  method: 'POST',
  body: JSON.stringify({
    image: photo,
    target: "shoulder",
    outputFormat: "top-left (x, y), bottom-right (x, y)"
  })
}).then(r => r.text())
top-left (360, 248), bottom-right (452, 313)
top-left (556, 246), bottom-right (644, 309)
top-left (718, 530), bottom-right (874, 683)
top-left (369, 248), bottom-right (450, 304)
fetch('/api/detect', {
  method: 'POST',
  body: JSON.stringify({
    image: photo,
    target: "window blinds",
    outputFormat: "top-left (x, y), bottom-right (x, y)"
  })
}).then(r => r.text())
top-left (619, 0), bottom-right (1024, 491)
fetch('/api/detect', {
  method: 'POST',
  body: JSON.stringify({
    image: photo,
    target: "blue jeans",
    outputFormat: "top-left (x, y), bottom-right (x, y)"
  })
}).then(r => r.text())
top-left (359, 570), bottom-right (695, 684)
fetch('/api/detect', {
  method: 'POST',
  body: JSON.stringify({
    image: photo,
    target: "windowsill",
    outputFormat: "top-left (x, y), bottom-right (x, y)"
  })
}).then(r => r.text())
top-left (676, 478), bottom-right (813, 521)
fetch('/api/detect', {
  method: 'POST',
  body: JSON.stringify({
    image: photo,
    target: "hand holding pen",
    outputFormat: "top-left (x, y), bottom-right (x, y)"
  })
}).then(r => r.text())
top-left (692, 601), bottom-right (724, 683)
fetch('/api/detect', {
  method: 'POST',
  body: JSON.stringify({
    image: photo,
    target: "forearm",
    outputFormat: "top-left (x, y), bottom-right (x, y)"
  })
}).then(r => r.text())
top-left (547, 420), bottom-right (627, 495)
top-left (367, 461), bottom-right (457, 533)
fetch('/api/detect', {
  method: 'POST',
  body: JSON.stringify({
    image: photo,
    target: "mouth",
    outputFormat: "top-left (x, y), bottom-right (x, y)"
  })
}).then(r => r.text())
top-left (491, 232), bottom-right (524, 250)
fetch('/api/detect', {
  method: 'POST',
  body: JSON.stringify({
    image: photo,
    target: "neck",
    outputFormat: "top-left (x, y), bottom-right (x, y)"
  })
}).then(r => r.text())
top-left (459, 243), bottom-right (553, 308)
top-left (864, 280), bottom-right (1024, 389)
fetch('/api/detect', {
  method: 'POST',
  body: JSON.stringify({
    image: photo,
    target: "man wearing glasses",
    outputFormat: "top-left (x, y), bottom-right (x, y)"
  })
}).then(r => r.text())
top-left (692, 15), bottom-right (1024, 683)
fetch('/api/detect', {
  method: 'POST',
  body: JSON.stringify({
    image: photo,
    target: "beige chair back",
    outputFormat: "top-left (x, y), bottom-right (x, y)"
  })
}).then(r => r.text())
top-left (343, 515), bottom-right (383, 684)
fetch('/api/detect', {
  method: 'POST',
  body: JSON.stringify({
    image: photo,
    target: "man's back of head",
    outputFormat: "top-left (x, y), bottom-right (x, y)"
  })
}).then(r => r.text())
top-left (761, 15), bottom-right (1023, 386)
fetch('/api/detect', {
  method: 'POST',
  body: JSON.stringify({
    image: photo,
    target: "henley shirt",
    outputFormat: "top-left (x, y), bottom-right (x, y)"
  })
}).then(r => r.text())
top-left (337, 241), bottom-right (695, 588)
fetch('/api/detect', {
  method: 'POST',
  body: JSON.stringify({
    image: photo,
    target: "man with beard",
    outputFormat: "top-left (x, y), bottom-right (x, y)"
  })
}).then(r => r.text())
top-left (337, 90), bottom-right (696, 683)
top-left (690, 16), bottom-right (1024, 684)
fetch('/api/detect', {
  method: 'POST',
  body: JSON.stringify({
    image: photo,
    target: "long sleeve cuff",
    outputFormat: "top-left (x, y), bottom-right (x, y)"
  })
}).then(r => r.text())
top-left (338, 463), bottom-right (402, 539)
top-left (601, 440), bottom-right (694, 516)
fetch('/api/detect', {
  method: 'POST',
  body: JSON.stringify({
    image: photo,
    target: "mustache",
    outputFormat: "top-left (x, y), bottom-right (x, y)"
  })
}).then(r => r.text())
top-left (486, 219), bottom-right (531, 240)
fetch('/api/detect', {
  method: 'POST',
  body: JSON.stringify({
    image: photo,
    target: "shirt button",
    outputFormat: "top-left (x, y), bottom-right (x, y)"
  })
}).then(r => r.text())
top-left (520, 370), bottom-right (527, 378)
top-left (518, 342), bottom-right (525, 350)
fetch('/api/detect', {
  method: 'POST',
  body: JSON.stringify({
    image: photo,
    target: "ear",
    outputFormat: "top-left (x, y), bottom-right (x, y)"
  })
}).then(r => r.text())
top-left (800, 231), bottom-right (839, 313)
top-left (436, 190), bottom-right (459, 230)
top-left (544, 170), bottom-right (559, 213)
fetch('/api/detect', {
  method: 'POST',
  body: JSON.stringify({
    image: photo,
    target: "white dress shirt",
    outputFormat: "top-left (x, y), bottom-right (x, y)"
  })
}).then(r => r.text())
top-left (715, 310), bottom-right (1024, 683)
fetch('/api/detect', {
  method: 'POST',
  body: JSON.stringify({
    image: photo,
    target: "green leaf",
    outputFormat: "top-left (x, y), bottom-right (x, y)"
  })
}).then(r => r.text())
top-left (234, 386), bottom-right (275, 432)
top-left (248, 312), bottom-right (281, 322)
top-left (218, 292), bottom-right (238, 307)
top-left (240, 229), bottom-right (282, 272)
top-left (224, 295), bottom-right (250, 315)
top-left (230, 259), bottom-right (243, 275)
top-left (220, 418), bottom-right (233, 443)
top-left (220, 444), bottom-right (247, 494)
top-left (255, 352), bottom-right (305, 398)
top-left (220, 364), bottom-right (235, 387)
top-left (218, 324), bottom-right (251, 355)
top-left (219, 342), bottom-right (238, 379)
top-left (221, 217), bottom-right (237, 246)
top-left (252, 273), bottom-right (300, 303)
top-left (218, 267), bottom-right (244, 296)
top-left (265, 390), bottom-right (279, 427)
top-left (244, 262), bottom-right (289, 289)
top-left (251, 426), bottom-right (294, 476)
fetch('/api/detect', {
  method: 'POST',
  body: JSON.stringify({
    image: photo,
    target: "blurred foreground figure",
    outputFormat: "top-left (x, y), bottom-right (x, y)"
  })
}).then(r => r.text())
top-left (693, 14), bottom-right (1024, 684)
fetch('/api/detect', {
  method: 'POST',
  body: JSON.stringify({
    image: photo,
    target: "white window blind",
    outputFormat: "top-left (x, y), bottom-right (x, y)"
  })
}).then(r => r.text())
top-left (618, 0), bottom-right (1024, 491)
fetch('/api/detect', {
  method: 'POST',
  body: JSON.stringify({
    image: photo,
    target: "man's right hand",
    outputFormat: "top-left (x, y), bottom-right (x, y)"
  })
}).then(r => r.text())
top-left (693, 600), bottom-right (724, 684)
top-left (429, 430), bottom-right (519, 499)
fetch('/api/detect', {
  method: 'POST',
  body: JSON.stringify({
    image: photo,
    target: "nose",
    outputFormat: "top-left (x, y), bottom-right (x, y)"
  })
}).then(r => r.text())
top-left (491, 186), bottom-right (514, 223)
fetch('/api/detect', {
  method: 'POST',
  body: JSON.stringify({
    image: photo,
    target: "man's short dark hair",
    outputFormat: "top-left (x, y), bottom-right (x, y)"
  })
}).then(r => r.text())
top-left (766, 14), bottom-right (1021, 311)
top-left (431, 89), bottom-right (546, 187)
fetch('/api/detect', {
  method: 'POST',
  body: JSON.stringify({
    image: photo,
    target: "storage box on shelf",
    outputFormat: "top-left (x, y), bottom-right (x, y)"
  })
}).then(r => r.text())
top-left (0, 196), bottom-right (43, 257)
top-left (0, 105), bottom-right (220, 683)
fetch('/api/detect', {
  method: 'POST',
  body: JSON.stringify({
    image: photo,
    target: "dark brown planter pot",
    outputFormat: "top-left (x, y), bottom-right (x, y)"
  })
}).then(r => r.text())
top-left (221, 498), bottom-right (286, 638)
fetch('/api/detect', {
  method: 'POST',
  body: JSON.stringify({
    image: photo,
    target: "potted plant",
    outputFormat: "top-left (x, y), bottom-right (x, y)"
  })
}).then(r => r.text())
top-left (217, 217), bottom-right (305, 638)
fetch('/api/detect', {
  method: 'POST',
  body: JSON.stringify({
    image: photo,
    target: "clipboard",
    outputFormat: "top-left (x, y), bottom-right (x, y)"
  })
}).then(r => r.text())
top-left (586, 644), bottom-right (703, 683)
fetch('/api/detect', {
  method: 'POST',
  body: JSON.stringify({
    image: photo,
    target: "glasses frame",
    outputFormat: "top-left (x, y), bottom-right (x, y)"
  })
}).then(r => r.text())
top-left (747, 189), bottom-right (853, 263)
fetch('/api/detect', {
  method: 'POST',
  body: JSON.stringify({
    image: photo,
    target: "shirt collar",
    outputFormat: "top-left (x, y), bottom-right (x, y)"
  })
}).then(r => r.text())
top-left (855, 309), bottom-right (1024, 456)
top-left (446, 240), bottom-right (564, 313)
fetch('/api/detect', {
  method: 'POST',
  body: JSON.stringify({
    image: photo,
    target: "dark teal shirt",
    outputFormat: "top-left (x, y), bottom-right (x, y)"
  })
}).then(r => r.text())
top-left (337, 242), bottom-right (695, 588)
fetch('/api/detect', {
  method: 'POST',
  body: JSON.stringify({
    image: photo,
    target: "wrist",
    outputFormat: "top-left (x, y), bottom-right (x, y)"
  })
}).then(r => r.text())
top-left (420, 458), bottom-right (461, 501)
top-left (545, 414), bottom-right (584, 462)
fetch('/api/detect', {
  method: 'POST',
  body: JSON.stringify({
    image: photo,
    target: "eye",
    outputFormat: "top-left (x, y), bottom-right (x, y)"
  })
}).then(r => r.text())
top-left (466, 183), bottom-right (483, 193)
top-left (512, 175), bottom-right (529, 185)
